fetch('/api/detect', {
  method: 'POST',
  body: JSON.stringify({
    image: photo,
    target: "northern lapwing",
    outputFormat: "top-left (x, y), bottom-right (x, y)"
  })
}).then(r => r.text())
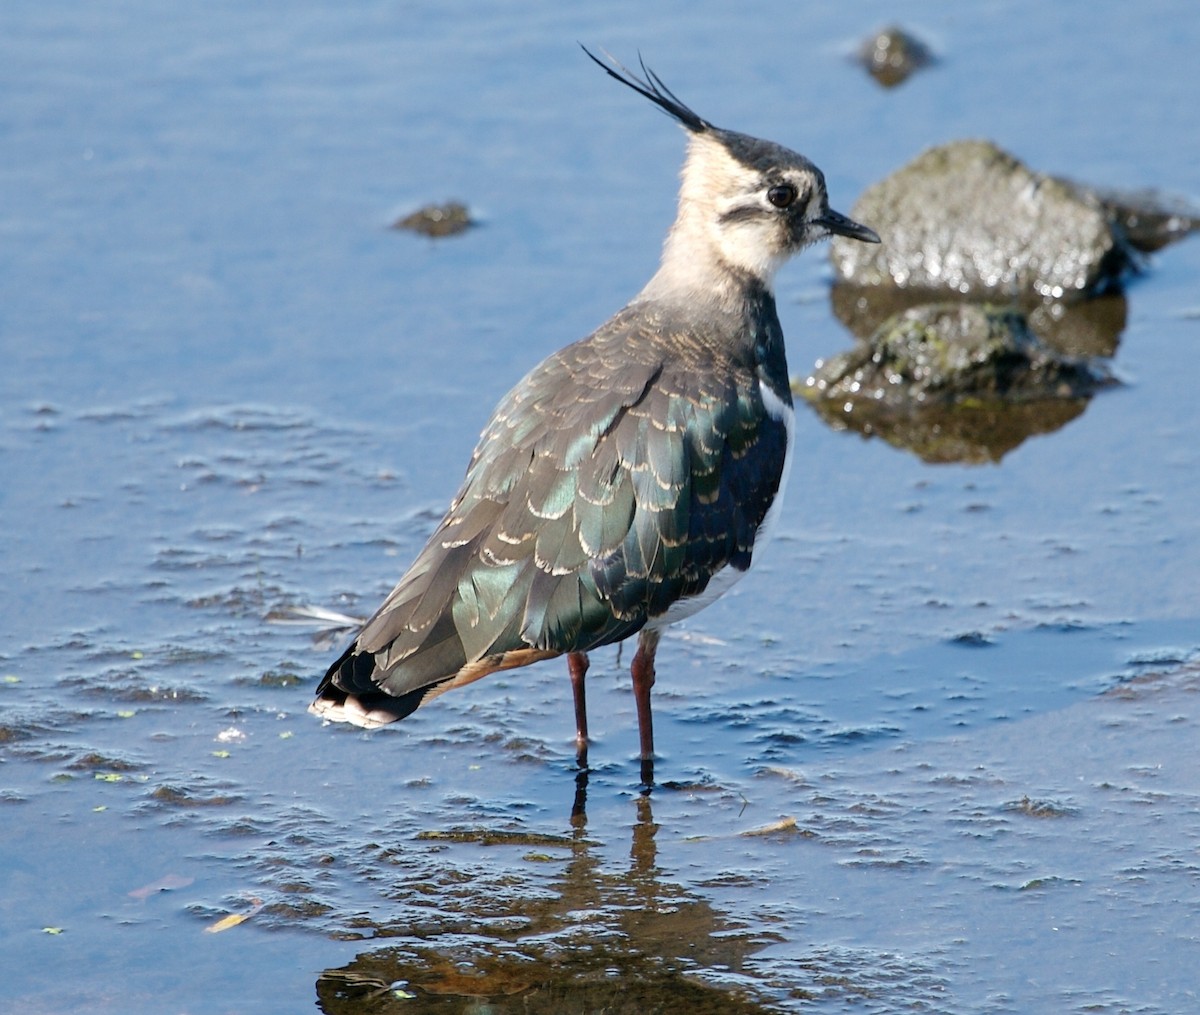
top-left (310, 49), bottom-right (879, 782)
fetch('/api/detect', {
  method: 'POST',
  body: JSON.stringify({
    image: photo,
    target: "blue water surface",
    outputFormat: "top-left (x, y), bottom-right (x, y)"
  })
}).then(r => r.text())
top-left (2, 2), bottom-right (1198, 1012)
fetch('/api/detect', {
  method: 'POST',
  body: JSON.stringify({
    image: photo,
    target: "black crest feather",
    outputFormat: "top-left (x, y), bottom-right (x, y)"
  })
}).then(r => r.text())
top-left (580, 45), bottom-right (713, 134)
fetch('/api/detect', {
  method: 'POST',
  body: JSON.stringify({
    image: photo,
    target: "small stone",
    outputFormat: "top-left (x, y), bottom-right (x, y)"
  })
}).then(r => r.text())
top-left (858, 25), bottom-right (934, 88)
top-left (392, 201), bottom-right (474, 237)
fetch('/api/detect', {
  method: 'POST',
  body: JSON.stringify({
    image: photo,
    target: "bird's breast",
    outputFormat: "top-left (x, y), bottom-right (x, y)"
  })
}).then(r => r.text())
top-left (650, 376), bottom-right (794, 629)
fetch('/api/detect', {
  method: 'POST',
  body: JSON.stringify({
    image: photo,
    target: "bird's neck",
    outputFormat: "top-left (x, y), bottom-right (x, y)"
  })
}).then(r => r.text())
top-left (627, 237), bottom-right (786, 380)
top-left (636, 205), bottom-right (781, 312)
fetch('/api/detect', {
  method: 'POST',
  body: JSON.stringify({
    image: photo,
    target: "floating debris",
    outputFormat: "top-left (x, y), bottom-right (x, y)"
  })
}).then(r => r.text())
top-left (204, 897), bottom-right (263, 934)
top-left (739, 816), bottom-right (800, 837)
top-left (128, 874), bottom-right (195, 901)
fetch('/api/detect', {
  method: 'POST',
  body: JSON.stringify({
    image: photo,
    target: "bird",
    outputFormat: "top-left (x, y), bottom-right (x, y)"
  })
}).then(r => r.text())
top-left (310, 48), bottom-right (880, 782)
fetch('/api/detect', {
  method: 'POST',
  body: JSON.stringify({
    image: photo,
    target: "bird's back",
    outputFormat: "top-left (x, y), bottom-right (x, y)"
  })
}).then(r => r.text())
top-left (314, 284), bottom-right (792, 719)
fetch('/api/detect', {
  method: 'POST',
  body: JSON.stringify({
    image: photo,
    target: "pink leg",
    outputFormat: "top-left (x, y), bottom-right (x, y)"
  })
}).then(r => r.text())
top-left (567, 651), bottom-right (590, 750)
top-left (630, 628), bottom-right (660, 784)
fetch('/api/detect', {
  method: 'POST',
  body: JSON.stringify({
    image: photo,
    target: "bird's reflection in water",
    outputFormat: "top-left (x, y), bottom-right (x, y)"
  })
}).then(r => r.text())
top-left (314, 790), bottom-right (775, 1014)
top-left (570, 745), bottom-right (655, 821)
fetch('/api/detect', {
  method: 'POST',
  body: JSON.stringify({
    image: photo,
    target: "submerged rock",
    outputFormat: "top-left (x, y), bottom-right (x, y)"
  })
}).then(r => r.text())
top-left (831, 140), bottom-right (1137, 300)
top-left (799, 303), bottom-right (1112, 464)
top-left (831, 282), bottom-right (1129, 360)
top-left (1068, 183), bottom-right (1200, 253)
top-left (857, 25), bottom-right (935, 88)
top-left (392, 201), bottom-right (474, 237)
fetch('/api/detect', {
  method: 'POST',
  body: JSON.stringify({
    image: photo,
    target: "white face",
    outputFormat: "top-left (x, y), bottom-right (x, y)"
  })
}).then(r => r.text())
top-left (679, 133), bottom-right (830, 283)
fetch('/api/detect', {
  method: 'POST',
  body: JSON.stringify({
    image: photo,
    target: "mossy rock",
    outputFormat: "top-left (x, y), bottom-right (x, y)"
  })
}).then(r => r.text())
top-left (798, 303), bottom-right (1112, 463)
top-left (806, 303), bottom-right (1107, 406)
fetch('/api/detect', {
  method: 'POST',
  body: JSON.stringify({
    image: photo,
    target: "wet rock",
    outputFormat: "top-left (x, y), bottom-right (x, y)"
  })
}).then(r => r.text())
top-left (1066, 183), bottom-right (1200, 252)
top-left (807, 303), bottom-right (1108, 406)
top-left (242, 667), bottom-right (305, 688)
top-left (799, 303), bottom-right (1111, 464)
top-left (415, 828), bottom-right (581, 848)
top-left (0, 722), bottom-right (34, 744)
top-left (831, 140), bottom-right (1138, 300)
top-left (147, 783), bottom-right (242, 807)
top-left (67, 750), bottom-right (143, 772)
top-left (1004, 796), bottom-right (1078, 819)
top-left (60, 671), bottom-right (208, 704)
top-left (392, 201), bottom-right (474, 237)
top-left (831, 282), bottom-right (1129, 360)
top-left (262, 898), bottom-right (334, 922)
top-left (857, 25), bottom-right (934, 88)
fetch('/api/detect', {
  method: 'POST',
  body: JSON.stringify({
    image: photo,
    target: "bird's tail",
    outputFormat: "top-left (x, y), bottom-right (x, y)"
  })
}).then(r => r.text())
top-left (308, 644), bottom-right (428, 729)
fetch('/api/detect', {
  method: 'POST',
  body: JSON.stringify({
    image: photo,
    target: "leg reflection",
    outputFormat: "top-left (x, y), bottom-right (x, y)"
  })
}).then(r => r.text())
top-left (571, 756), bottom-right (589, 825)
top-left (639, 755), bottom-right (655, 793)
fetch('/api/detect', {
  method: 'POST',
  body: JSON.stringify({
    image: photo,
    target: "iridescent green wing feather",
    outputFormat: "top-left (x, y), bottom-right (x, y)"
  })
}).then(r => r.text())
top-left (323, 309), bottom-right (788, 706)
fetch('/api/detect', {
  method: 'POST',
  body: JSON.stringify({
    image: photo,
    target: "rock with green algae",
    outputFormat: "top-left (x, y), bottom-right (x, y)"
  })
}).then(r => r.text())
top-left (805, 303), bottom-right (1109, 407)
top-left (830, 282), bottom-right (1128, 360)
top-left (799, 303), bottom-right (1113, 464)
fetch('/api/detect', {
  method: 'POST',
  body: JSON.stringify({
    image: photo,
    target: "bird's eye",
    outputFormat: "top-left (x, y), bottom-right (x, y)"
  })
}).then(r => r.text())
top-left (767, 183), bottom-right (798, 209)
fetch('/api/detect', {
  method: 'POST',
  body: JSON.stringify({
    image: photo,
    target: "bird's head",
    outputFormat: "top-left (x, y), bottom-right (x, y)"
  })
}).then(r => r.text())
top-left (583, 47), bottom-right (879, 297)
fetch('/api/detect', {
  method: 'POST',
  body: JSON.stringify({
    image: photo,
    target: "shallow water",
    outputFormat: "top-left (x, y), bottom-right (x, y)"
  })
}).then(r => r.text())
top-left (2, 2), bottom-right (1199, 1012)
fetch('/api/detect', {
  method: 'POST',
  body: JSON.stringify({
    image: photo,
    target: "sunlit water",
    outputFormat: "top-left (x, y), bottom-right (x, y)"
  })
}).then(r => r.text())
top-left (2, 2), bottom-right (1198, 1012)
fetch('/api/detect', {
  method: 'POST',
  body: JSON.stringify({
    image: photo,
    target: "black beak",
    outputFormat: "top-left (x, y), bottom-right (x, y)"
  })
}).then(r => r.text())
top-left (816, 208), bottom-right (880, 244)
